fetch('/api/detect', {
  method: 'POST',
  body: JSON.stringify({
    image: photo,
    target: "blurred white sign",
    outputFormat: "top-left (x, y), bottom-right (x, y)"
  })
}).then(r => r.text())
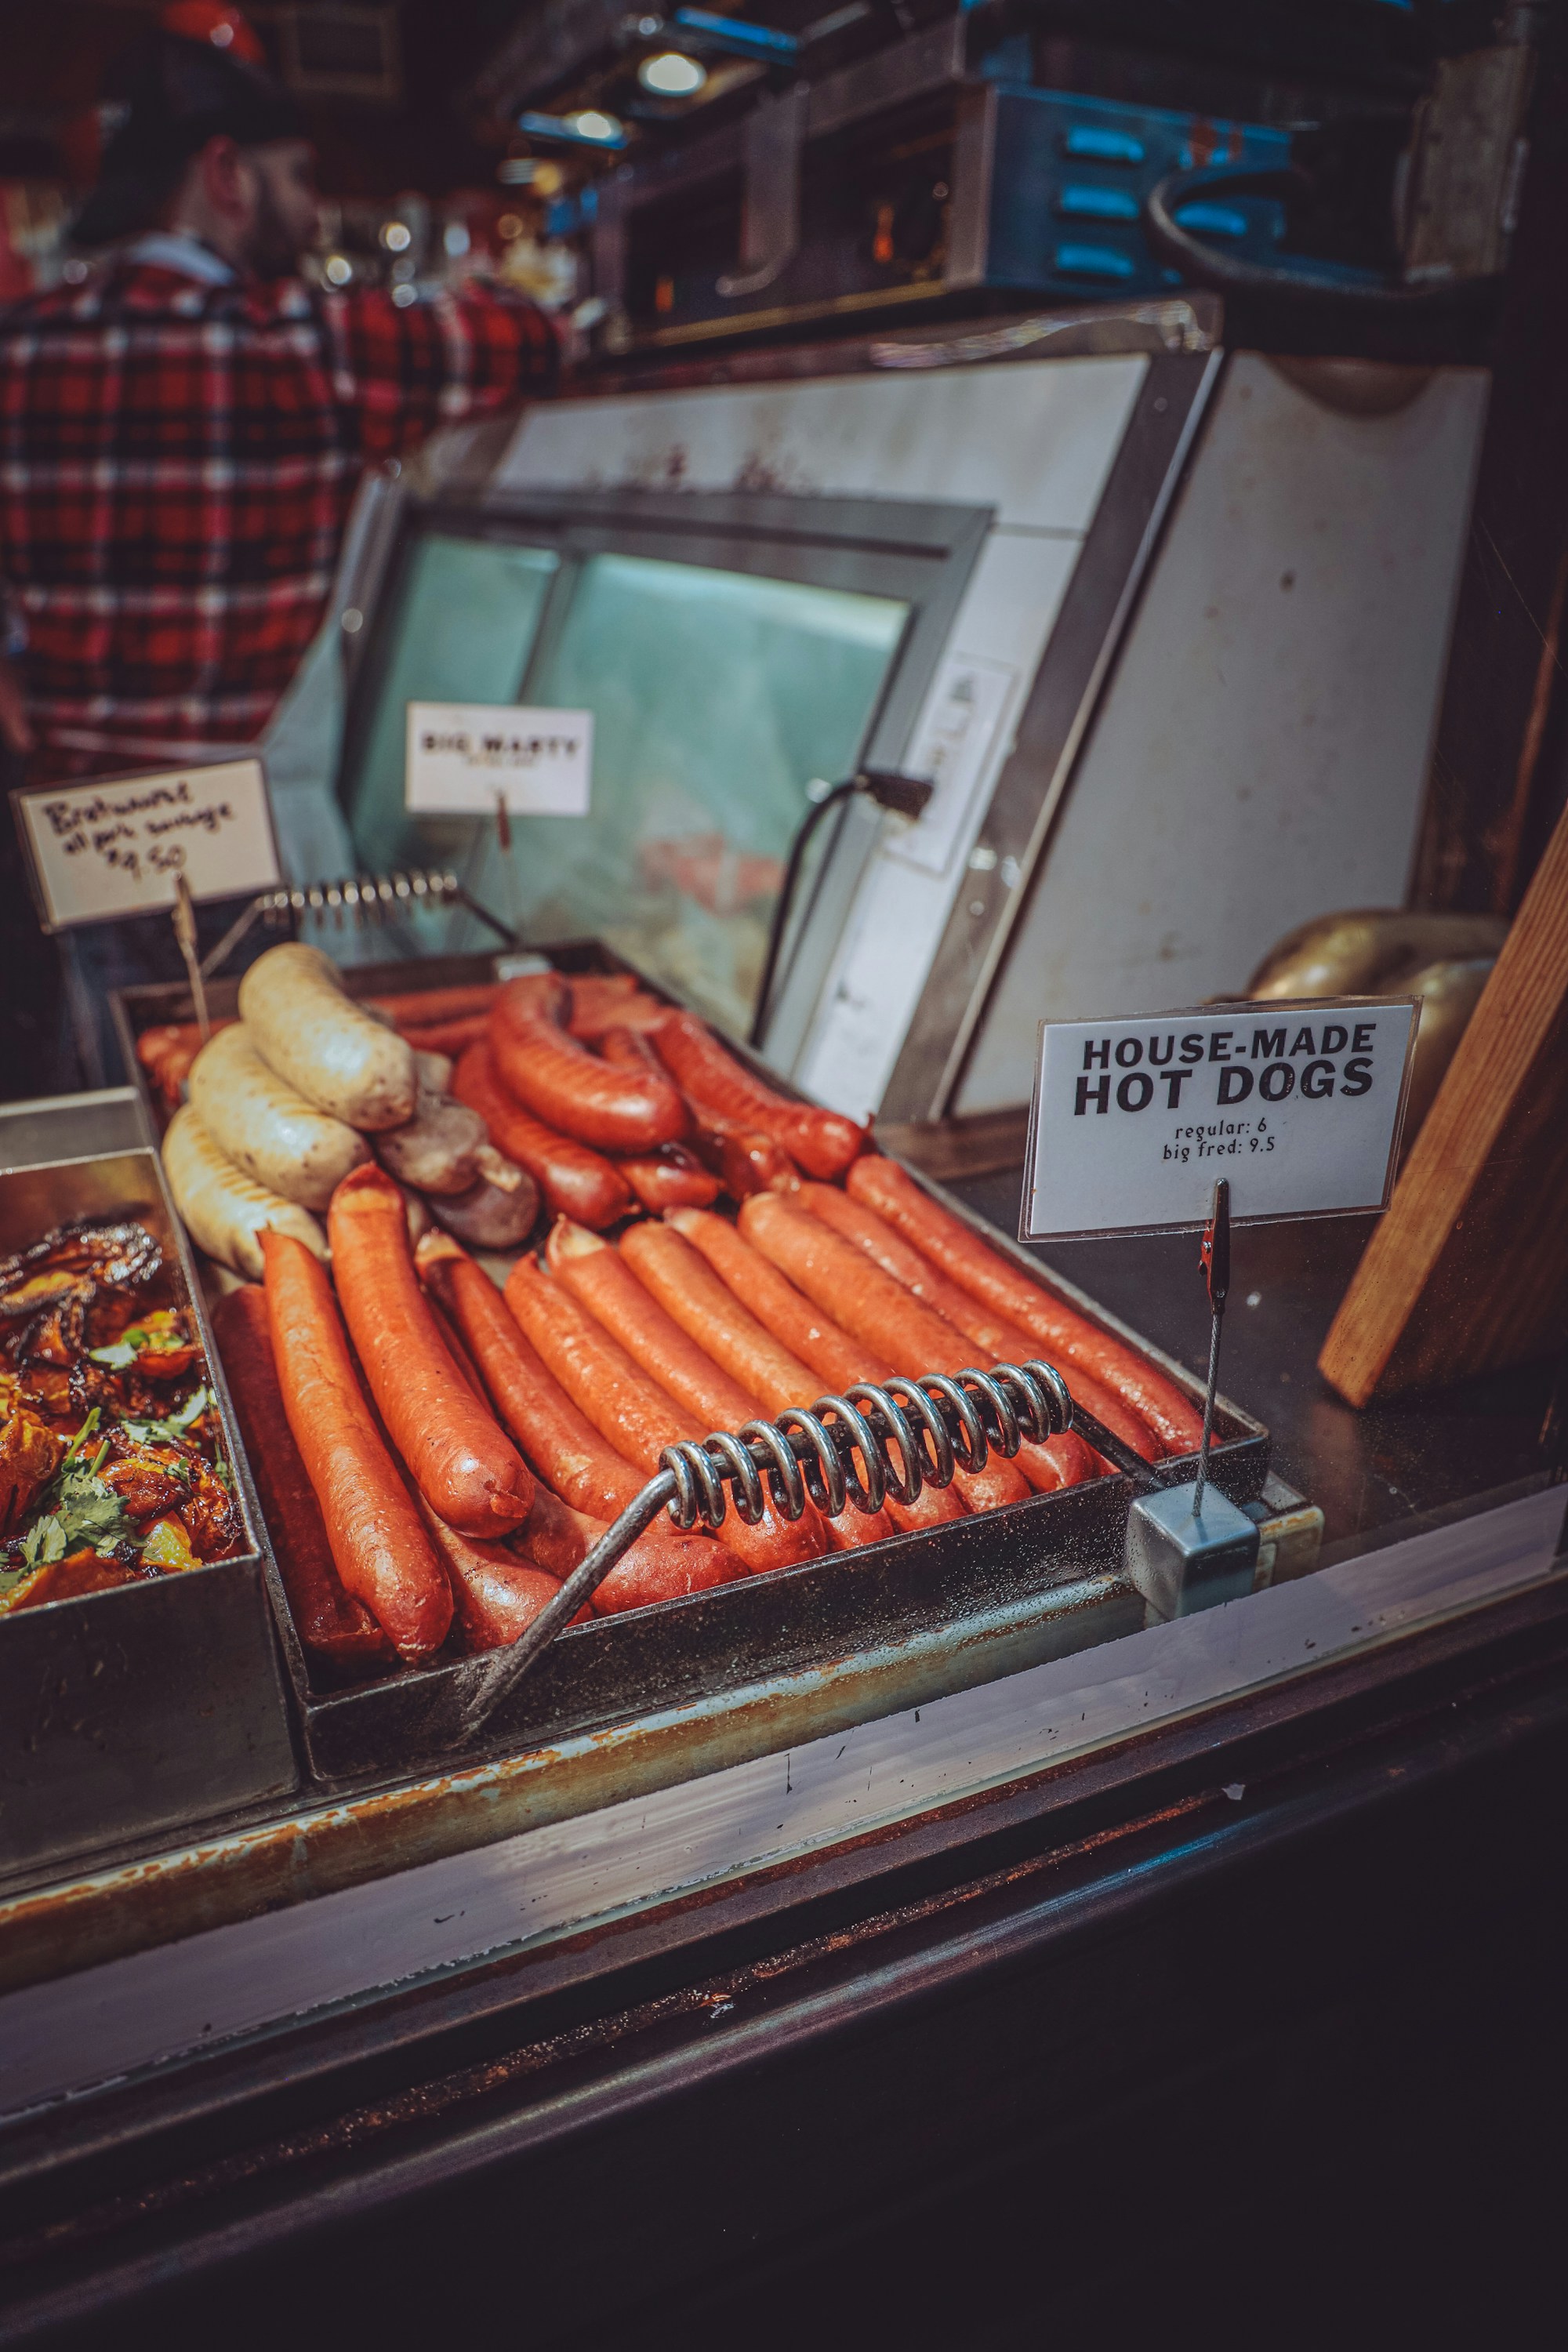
top-left (405, 702), bottom-right (593, 816)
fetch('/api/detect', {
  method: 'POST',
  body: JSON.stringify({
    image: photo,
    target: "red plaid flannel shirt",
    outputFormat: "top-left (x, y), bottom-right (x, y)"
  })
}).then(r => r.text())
top-left (0, 258), bottom-right (559, 772)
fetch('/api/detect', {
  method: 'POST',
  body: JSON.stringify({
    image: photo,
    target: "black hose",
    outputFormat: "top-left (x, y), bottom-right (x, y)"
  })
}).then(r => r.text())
top-left (750, 767), bottom-right (934, 1050)
top-left (1142, 162), bottom-right (1497, 308)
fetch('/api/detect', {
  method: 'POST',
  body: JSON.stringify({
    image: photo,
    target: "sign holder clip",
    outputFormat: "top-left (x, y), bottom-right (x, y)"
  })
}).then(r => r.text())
top-left (1123, 1177), bottom-right (1259, 1621)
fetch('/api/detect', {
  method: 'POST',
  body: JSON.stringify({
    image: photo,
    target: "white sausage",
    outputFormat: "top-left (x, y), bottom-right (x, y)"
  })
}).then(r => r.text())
top-left (162, 1106), bottom-right (328, 1281)
top-left (237, 944), bottom-right (416, 1131)
top-left (187, 1022), bottom-right (370, 1210)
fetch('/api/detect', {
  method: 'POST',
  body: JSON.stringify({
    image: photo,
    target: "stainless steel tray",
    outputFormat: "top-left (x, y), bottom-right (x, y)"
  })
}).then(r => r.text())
top-left (0, 1098), bottom-right (298, 1889)
top-left (112, 954), bottom-right (1270, 1794)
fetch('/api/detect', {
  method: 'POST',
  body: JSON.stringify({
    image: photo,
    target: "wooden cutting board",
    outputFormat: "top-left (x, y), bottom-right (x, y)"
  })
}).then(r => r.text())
top-left (1319, 794), bottom-right (1568, 1403)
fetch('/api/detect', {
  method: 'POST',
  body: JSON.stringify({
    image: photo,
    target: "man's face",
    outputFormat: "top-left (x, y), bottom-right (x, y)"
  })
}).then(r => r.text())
top-left (239, 140), bottom-right (321, 277)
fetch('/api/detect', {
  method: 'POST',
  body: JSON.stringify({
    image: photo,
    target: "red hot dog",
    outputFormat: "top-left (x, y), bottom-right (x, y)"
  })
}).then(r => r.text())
top-left (618, 1150), bottom-right (721, 1213)
top-left (369, 983), bottom-right (501, 1027)
top-left (418, 1236), bottom-right (746, 1604)
top-left (547, 1219), bottom-right (874, 1549)
top-left (260, 1231), bottom-right (452, 1661)
top-left (211, 1284), bottom-right (393, 1677)
top-left (738, 1192), bottom-right (1035, 1512)
top-left (654, 1012), bottom-right (866, 1181)
top-left (546, 1218), bottom-right (768, 1431)
top-left (619, 1218), bottom-right (819, 1416)
top-left (453, 1041), bottom-right (632, 1229)
top-left (503, 1258), bottom-right (826, 1575)
top-left (798, 1182), bottom-right (1160, 1462)
top-left (514, 1481), bottom-right (742, 1614)
top-left (845, 1158), bottom-right (1206, 1456)
top-left (416, 1500), bottom-right (566, 1651)
top-left (491, 975), bottom-right (688, 1153)
top-left (328, 1165), bottom-right (534, 1540)
top-left (664, 1208), bottom-right (968, 1534)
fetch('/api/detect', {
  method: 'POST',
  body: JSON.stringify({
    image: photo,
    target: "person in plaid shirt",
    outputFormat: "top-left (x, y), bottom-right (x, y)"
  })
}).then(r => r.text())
top-left (0, 24), bottom-right (561, 780)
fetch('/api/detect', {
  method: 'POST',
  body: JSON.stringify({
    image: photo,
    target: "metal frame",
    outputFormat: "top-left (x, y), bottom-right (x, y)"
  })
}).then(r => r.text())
top-left (877, 343), bottom-right (1225, 1123)
top-left (332, 482), bottom-right (992, 1033)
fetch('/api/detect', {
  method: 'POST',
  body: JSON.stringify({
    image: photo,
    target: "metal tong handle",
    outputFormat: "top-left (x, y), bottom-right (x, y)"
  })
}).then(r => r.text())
top-left (451, 1357), bottom-right (1080, 1745)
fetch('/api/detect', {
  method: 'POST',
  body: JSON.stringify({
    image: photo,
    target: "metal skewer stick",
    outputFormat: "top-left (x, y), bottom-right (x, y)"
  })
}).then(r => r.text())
top-left (445, 1358), bottom-right (1077, 1747)
top-left (171, 872), bottom-right (211, 1042)
top-left (1192, 1176), bottom-right (1230, 1520)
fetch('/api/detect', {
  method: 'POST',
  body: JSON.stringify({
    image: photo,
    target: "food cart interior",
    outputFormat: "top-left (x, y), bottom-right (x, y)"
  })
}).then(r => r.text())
top-left (1, 0), bottom-right (1566, 2340)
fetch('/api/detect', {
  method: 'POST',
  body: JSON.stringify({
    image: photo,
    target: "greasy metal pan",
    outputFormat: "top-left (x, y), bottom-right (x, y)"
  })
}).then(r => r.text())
top-left (111, 949), bottom-right (1267, 1795)
top-left (0, 1127), bottom-right (299, 1893)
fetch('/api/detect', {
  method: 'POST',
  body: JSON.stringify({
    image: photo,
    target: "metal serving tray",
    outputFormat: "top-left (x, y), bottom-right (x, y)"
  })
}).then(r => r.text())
top-left (0, 1096), bottom-right (298, 1889)
top-left (112, 951), bottom-right (1269, 1794)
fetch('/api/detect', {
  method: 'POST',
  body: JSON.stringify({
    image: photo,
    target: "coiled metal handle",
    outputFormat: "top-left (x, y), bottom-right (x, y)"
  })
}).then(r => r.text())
top-left (200, 865), bottom-right (517, 977)
top-left (659, 1359), bottom-right (1074, 1534)
top-left (449, 1359), bottom-right (1077, 1745)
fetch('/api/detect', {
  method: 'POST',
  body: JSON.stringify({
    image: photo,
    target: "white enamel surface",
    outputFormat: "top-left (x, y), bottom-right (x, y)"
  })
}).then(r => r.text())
top-left (957, 356), bottom-right (1490, 1112)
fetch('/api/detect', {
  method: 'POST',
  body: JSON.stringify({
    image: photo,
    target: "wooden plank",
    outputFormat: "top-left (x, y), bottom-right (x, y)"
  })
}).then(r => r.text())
top-left (1320, 797), bottom-right (1568, 1403)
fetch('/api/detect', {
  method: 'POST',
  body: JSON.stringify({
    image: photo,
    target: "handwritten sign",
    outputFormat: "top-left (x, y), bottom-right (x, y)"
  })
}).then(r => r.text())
top-left (12, 760), bottom-right (281, 932)
top-left (405, 702), bottom-right (593, 817)
top-left (1022, 996), bottom-right (1420, 1241)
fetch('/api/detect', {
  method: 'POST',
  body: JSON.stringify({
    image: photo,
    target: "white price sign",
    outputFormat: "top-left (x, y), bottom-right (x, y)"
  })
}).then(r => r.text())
top-left (405, 701), bottom-right (593, 817)
top-left (13, 759), bottom-right (281, 932)
top-left (1022, 997), bottom-right (1420, 1241)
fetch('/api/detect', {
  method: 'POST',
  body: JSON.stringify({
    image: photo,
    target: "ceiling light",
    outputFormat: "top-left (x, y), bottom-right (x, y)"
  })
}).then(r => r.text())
top-left (638, 50), bottom-right (707, 96)
top-left (380, 220), bottom-right (412, 252)
top-left (565, 110), bottom-right (622, 143)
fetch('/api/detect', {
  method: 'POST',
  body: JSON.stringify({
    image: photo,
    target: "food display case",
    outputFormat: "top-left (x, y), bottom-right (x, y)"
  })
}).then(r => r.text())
top-left (0, 899), bottom-right (1559, 2342)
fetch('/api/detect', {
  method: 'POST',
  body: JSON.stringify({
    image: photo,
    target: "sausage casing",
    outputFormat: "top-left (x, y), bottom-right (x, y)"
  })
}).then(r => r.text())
top-left (452, 1041), bottom-right (632, 1229)
top-left (846, 1158), bottom-right (1204, 1454)
top-left (211, 1284), bottom-right (392, 1675)
top-left (328, 1165), bottom-right (533, 1538)
top-left (260, 1231), bottom-right (452, 1660)
top-left (491, 975), bottom-right (688, 1152)
top-left (162, 1105), bottom-right (328, 1280)
top-left (189, 1022), bottom-right (371, 1210)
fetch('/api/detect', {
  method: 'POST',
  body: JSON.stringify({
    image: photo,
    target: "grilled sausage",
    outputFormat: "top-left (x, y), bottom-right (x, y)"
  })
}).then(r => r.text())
top-left (210, 1285), bottom-right (392, 1675)
top-left (413, 1498), bottom-right (566, 1651)
top-left (162, 1105), bottom-right (328, 1280)
top-left (619, 1218), bottom-right (819, 1416)
top-left (738, 1193), bottom-right (1034, 1512)
top-left (617, 1149), bottom-right (721, 1212)
top-left (845, 1158), bottom-right (1205, 1455)
top-left (514, 1479), bottom-right (741, 1614)
top-left (662, 1207), bottom-right (968, 1534)
top-left (490, 974), bottom-right (688, 1152)
top-left (654, 1012), bottom-right (866, 1180)
top-left (369, 983), bottom-right (501, 1027)
top-left (239, 943), bottom-right (416, 1131)
top-left (452, 1041), bottom-right (632, 1229)
top-left (798, 1182), bottom-right (1159, 1461)
top-left (260, 1230), bottom-right (452, 1660)
top-left (503, 1258), bottom-right (826, 1575)
top-left (327, 1165), bottom-right (533, 1538)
